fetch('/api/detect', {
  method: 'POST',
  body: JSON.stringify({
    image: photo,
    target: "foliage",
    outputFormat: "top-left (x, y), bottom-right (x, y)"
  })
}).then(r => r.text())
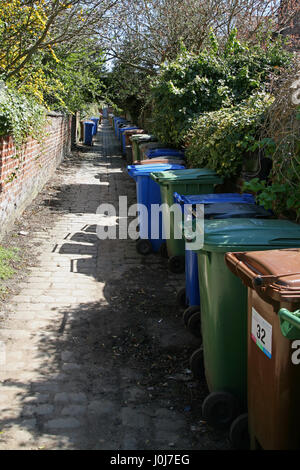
top-left (185, 93), bottom-right (274, 178)
top-left (0, 82), bottom-right (46, 150)
top-left (150, 33), bottom-right (292, 146)
top-left (104, 56), bottom-right (152, 123)
top-left (242, 63), bottom-right (300, 220)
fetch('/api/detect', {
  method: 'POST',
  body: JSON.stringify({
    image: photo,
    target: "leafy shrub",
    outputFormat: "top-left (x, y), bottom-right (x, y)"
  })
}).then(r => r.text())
top-left (150, 33), bottom-right (291, 147)
top-left (0, 82), bottom-right (46, 149)
top-left (185, 93), bottom-right (274, 178)
top-left (242, 63), bottom-right (300, 220)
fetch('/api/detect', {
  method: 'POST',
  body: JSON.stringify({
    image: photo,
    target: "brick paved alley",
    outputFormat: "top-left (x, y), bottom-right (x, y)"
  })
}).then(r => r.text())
top-left (0, 121), bottom-right (229, 450)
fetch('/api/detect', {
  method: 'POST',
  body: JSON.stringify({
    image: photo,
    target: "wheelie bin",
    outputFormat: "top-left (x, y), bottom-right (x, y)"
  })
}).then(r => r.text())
top-left (149, 169), bottom-right (223, 273)
top-left (127, 163), bottom-right (185, 255)
top-left (90, 117), bottom-right (99, 136)
top-left (83, 121), bottom-right (94, 146)
top-left (173, 193), bottom-right (259, 337)
top-left (189, 219), bottom-right (300, 431)
top-left (226, 248), bottom-right (300, 450)
top-left (115, 120), bottom-right (129, 139)
top-left (130, 135), bottom-right (158, 162)
top-left (124, 129), bottom-right (145, 148)
top-left (113, 117), bottom-right (127, 137)
top-left (119, 126), bottom-right (139, 155)
top-left (117, 123), bottom-right (133, 141)
top-left (138, 142), bottom-right (165, 161)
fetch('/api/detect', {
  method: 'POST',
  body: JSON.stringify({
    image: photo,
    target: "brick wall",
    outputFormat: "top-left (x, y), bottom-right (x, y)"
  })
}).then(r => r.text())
top-left (0, 112), bottom-right (71, 238)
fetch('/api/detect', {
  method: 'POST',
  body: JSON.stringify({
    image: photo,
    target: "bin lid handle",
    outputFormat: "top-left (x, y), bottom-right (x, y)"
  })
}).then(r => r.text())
top-left (253, 272), bottom-right (300, 287)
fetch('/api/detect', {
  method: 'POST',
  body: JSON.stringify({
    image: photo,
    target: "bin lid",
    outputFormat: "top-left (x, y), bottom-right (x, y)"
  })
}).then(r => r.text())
top-left (174, 192), bottom-right (255, 205)
top-left (201, 202), bottom-right (272, 219)
top-left (130, 134), bottom-right (156, 142)
top-left (225, 249), bottom-right (300, 303)
top-left (127, 164), bottom-right (185, 178)
top-left (150, 169), bottom-right (222, 185)
top-left (199, 219), bottom-right (300, 253)
top-left (146, 148), bottom-right (185, 158)
top-left (120, 126), bottom-right (138, 133)
top-left (139, 158), bottom-right (186, 165)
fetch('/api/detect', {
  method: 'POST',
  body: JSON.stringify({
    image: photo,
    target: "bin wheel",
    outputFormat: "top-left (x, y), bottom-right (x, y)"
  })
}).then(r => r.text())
top-left (183, 306), bottom-right (201, 325)
top-left (168, 255), bottom-right (185, 274)
top-left (159, 242), bottom-right (168, 259)
top-left (229, 413), bottom-right (250, 450)
top-left (136, 239), bottom-right (152, 256)
top-left (202, 391), bottom-right (240, 429)
top-left (187, 311), bottom-right (201, 338)
top-left (189, 347), bottom-right (204, 381)
top-left (176, 287), bottom-right (187, 308)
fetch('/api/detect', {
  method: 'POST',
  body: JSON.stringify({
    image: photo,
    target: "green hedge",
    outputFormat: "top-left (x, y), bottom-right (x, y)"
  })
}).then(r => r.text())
top-left (185, 93), bottom-right (274, 178)
top-left (150, 34), bottom-right (291, 147)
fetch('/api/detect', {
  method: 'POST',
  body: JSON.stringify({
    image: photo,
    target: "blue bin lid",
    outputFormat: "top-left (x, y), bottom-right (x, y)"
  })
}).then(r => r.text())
top-left (174, 192), bottom-right (255, 205)
top-left (128, 164), bottom-right (185, 179)
top-left (146, 148), bottom-right (185, 158)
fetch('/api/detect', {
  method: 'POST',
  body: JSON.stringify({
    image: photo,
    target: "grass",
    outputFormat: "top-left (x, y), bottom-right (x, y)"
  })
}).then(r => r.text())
top-left (0, 245), bottom-right (20, 280)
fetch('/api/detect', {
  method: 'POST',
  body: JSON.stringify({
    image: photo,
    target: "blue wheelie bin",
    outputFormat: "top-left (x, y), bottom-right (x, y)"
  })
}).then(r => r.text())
top-left (120, 126), bottom-right (139, 156)
top-left (84, 121), bottom-right (95, 146)
top-left (128, 163), bottom-right (185, 255)
top-left (173, 192), bottom-right (271, 338)
top-left (90, 117), bottom-right (99, 136)
top-left (114, 118), bottom-right (128, 138)
top-left (117, 122), bottom-right (132, 141)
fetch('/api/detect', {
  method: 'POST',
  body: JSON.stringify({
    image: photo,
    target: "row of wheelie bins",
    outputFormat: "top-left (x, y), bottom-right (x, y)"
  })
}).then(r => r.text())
top-left (110, 117), bottom-right (300, 450)
top-left (81, 117), bottom-right (100, 145)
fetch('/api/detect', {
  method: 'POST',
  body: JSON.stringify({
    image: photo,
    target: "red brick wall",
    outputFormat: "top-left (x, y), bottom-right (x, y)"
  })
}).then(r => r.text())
top-left (0, 113), bottom-right (71, 238)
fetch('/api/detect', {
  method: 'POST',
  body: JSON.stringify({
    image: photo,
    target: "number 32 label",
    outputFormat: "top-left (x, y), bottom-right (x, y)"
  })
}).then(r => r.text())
top-left (251, 308), bottom-right (272, 359)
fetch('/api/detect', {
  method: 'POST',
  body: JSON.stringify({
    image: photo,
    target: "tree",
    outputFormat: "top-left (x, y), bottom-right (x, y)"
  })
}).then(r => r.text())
top-left (0, 0), bottom-right (118, 81)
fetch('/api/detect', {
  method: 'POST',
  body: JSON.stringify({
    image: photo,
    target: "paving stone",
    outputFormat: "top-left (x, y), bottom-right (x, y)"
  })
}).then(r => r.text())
top-left (0, 121), bottom-right (225, 451)
top-left (44, 418), bottom-right (81, 430)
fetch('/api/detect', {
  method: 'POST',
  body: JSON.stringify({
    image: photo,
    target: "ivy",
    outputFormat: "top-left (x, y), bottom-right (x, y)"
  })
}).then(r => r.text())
top-left (0, 82), bottom-right (46, 150)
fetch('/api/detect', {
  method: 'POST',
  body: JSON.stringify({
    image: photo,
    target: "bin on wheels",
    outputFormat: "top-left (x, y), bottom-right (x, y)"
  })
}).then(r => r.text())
top-left (90, 117), bottom-right (99, 136)
top-left (130, 135), bottom-right (158, 162)
top-left (149, 169), bottom-right (223, 273)
top-left (190, 219), bottom-right (300, 432)
top-left (139, 142), bottom-right (165, 161)
top-left (127, 164), bottom-right (185, 255)
top-left (173, 193), bottom-right (265, 337)
top-left (83, 121), bottom-right (94, 146)
top-left (119, 127), bottom-right (139, 156)
top-left (226, 248), bottom-right (300, 450)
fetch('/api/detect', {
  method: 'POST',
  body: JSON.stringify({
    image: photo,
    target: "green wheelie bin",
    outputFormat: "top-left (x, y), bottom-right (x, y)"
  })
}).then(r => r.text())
top-left (189, 218), bottom-right (300, 430)
top-left (130, 135), bottom-right (158, 162)
top-left (150, 169), bottom-right (223, 273)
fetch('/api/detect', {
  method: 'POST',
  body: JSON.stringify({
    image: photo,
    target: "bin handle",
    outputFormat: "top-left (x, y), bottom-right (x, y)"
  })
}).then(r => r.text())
top-left (150, 173), bottom-right (160, 182)
top-left (225, 254), bottom-right (300, 287)
top-left (278, 308), bottom-right (300, 331)
top-left (225, 253), bottom-right (259, 287)
top-left (173, 192), bottom-right (185, 204)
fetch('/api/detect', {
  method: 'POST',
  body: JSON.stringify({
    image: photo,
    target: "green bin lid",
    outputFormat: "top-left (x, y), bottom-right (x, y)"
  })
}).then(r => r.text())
top-left (197, 218), bottom-right (300, 253)
top-left (150, 169), bottom-right (222, 185)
